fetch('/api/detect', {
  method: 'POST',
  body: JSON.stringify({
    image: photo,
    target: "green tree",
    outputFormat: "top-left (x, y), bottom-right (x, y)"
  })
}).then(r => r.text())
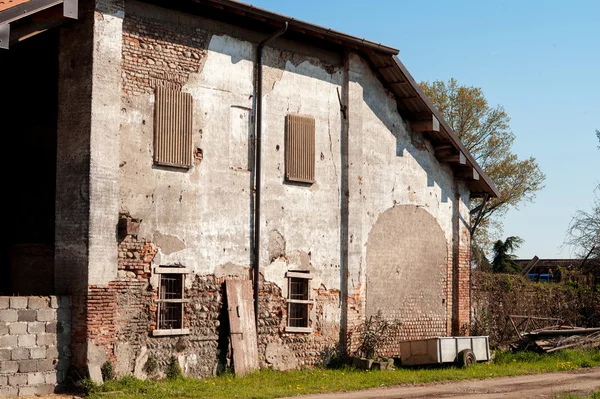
top-left (420, 79), bottom-right (546, 253)
top-left (491, 236), bottom-right (524, 274)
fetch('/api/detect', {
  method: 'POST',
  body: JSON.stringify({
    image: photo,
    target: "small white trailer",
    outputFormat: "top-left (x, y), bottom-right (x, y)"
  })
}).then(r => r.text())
top-left (399, 336), bottom-right (491, 367)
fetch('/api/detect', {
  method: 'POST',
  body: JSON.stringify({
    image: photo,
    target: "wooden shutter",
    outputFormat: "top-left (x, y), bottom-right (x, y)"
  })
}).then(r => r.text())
top-left (154, 87), bottom-right (193, 168)
top-left (285, 114), bottom-right (315, 183)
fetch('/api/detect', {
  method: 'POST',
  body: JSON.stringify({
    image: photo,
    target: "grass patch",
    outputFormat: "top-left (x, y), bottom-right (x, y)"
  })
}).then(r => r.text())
top-left (87, 349), bottom-right (600, 399)
top-left (556, 390), bottom-right (600, 399)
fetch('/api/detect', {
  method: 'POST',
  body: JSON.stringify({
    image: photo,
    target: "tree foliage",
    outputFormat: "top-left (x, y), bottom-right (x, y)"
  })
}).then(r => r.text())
top-left (491, 236), bottom-right (524, 274)
top-left (420, 79), bottom-right (546, 251)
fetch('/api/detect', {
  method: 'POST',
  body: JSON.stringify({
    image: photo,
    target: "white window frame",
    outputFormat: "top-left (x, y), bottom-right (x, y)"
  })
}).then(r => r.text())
top-left (285, 271), bottom-right (313, 333)
top-left (152, 267), bottom-right (191, 337)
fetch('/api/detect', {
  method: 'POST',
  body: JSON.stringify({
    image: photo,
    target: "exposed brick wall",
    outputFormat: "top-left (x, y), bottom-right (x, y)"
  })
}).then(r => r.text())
top-left (456, 246), bottom-right (471, 335)
top-left (0, 296), bottom-right (70, 397)
top-left (121, 9), bottom-right (210, 95)
top-left (80, 218), bottom-right (342, 378)
top-left (257, 280), bottom-right (340, 368)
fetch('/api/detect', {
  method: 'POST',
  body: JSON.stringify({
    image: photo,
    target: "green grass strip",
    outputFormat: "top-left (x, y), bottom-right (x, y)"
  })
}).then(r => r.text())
top-left (87, 349), bottom-right (600, 399)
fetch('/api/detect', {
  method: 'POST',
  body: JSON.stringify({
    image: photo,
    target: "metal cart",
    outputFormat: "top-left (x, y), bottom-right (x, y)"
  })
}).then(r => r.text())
top-left (399, 336), bottom-right (491, 367)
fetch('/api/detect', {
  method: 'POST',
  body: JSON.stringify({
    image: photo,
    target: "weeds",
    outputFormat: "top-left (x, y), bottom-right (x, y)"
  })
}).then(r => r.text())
top-left (166, 356), bottom-right (183, 380)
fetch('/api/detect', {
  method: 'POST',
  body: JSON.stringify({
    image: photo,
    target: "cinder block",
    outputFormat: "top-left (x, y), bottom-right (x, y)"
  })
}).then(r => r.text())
top-left (30, 347), bottom-right (47, 359)
top-left (8, 373), bottom-right (27, 386)
top-left (0, 375), bottom-right (6, 386)
top-left (0, 360), bottom-right (19, 373)
top-left (37, 310), bottom-right (56, 322)
top-left (27, 322), bottom-right (45, 334)
top-left (45, 371), bottom-right (57, 384)
top-left (0, 386), bottom-right (19, 398)
top-left (17, 335), bottom-right (36, 348)
top-left (0, 349), bottom-right (9, 360)
top-left (37, 334), bottom-right (57, 347)
top-left (11, 348), bottom-right (29, 360)
top-left (0, 322), bottom-right (7, 335)
top-left (28, 371), bottom-right (45, 385)
top-left (8, 322), bottom-right (27, 335)
top-left (37, 359), bottom-right (55, 372)
top-left (0, 297), bottom-right (9, 309)
top-left (18, 359), bottom-right (38, 373)
top-left (0, 335), bottom-right (17, 348)
top-left (0, 310), bottom-right (18, 322)
top-left (46, 322), bottom-right (57, 334)
top-left (18, 384), bottom-right (55, 396)
top-left (50, 297), bottom-right (59, 309)
top-left (28, 297), bottom-right (49, 310)
top-left (17, 310), bottom-right (36, 322)
top-left (46, 346), bottom-right (58, 359)
top-left (9, 298), bottom-right (27, 309)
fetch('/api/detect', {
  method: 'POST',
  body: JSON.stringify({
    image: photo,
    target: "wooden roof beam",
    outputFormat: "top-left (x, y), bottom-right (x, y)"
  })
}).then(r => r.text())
top-left (439, 152), bottom-right (467, 166)
top-left (456, 167), bottom-right (480, 181)
top-left (410, 114), bottom-right (440, 134)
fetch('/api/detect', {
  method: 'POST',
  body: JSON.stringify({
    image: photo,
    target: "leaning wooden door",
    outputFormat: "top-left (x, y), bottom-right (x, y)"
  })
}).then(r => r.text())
top-left (225, 279), bottom-right (259, 376)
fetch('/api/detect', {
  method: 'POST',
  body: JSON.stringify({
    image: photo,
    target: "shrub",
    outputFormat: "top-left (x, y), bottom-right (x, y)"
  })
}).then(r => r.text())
top-left (166, 356), bottom-right (183, 380)
top-left (101, 360), bottom-right (115, 381)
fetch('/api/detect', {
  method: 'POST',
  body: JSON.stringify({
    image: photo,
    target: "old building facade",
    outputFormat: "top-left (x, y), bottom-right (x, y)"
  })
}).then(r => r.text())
top-left (0, 0), bottom-right (497, 394)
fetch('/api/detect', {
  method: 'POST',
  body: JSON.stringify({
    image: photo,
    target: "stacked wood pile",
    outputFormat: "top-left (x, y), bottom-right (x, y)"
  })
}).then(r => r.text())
top-left (511, 323), bottom-right (600, 353)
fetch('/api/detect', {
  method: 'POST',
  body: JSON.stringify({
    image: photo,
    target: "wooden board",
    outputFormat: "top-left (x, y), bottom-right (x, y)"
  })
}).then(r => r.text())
top-left (225, 279), bottom-right (259, 376)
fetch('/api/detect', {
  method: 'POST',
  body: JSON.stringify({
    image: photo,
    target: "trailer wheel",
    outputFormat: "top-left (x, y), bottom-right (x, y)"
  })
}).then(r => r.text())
top-left (457, 349), bottom-right (476, 368)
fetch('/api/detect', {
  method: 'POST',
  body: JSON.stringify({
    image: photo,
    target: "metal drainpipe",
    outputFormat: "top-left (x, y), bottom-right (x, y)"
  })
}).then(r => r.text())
top-left (254, 22), bottom-right (288, 329)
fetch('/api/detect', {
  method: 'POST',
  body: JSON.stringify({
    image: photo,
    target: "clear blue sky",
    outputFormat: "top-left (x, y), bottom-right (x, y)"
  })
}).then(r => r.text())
top-left (247, 0), bottom-right (600, 259)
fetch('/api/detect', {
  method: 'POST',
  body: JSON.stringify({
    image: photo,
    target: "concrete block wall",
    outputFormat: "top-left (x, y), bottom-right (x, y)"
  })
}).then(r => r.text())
top-left (0, 296), bottom-right (70, 397)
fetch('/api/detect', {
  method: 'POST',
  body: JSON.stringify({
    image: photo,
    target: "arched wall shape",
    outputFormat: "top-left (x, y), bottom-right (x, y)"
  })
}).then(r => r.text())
top-left (366, 205), bottom-right (449, 343)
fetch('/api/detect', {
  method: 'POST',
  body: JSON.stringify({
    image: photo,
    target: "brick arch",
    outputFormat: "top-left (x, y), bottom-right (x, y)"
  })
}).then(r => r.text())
top-left (366, 205), bottom-right (448, 344)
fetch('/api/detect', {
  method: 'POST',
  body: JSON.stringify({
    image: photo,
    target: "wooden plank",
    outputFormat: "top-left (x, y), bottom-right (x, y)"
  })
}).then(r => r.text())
top-left (226, 279), bottom-right (259, 376)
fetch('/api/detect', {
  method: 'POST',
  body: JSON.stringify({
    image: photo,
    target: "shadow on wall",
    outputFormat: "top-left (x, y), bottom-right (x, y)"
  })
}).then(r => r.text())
top-left (353, 56), bottom-right (453, 204)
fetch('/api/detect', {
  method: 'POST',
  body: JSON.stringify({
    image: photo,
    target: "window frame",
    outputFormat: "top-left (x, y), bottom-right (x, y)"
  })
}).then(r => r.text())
top-left (285, 271), bottom-right (313, 333)
top-left (152, 266), bottom-right (191, 337)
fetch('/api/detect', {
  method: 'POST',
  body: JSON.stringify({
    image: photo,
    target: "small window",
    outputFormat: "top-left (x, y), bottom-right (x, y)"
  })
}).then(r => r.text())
top-left (285, 271), bottom-right (313, 333)
top-left (285, 114), bottom-right (315, 183)
top-left (152, 267), bottom-right (190, 336)
top-left (154, 87), bottom-right (193, 169)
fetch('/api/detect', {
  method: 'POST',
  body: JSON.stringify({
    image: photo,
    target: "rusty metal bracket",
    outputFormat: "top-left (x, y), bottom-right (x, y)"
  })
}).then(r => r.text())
top-left (63, 0), bottom-right (77, 19)
top-left (0, 24), bottom-right (8, 49)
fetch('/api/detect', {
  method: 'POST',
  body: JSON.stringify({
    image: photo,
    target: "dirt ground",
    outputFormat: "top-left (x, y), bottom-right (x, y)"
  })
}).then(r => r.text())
top-left (281, 368), bottom-right (600, 399)
top-left (23, 368), bottom-right (600, 399)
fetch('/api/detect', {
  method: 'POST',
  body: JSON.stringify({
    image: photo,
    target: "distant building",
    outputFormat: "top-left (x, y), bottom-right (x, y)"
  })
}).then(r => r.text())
top-left (515, 258), bottom-right (582, 283)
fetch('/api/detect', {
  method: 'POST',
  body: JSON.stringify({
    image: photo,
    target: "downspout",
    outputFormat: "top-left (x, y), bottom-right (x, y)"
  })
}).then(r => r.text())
top-left (253, 22), bottom-right (288, 329)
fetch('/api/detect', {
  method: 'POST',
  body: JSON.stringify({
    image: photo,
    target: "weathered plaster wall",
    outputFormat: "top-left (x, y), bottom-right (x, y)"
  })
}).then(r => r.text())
top-left (73, 0), bottom-right (474, 378)
top-left (345, 53), bottom-right (471, 351)
top-left (111, 1), bottom-right (344, 376)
